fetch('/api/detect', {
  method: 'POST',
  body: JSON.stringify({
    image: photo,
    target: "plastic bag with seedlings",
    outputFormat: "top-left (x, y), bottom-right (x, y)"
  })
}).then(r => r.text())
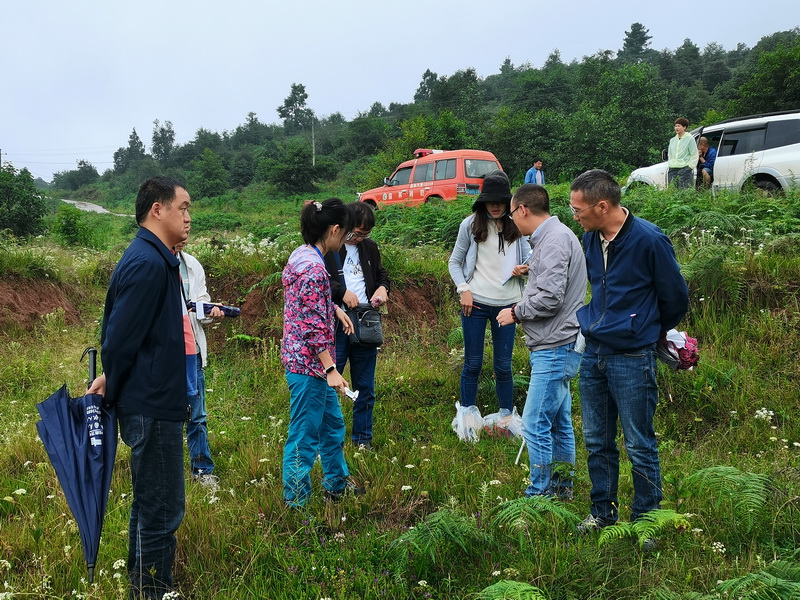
top-left (451, 402), bottom-right (483, 443)
top-left (483, 407), bottom-right (523, 438)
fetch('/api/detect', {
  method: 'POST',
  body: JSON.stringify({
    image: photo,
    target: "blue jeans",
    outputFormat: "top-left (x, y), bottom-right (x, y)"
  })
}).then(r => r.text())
top-left (186, 356), bottom-right (214, 476)
top-left (336, 327), bottom-right (379, 444)
top-left (283, 371), bottom-right (350, 507)
top-left (119, 414), bottom-right (185, 599)
top-left (460, 303), bottom-right (516, 411)
top-left (579, 346), bottom-right (661, 523)
top-left (522, 342), bottom-right (580, 496)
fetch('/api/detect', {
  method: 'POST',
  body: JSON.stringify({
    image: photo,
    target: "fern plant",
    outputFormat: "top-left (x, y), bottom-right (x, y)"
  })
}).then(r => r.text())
top-left (597, 509), bottom-right (690, 549)
top-left (716, 555), bottom-right (800, 599)
top-left (681, 243), bottom-right (747, 305)
top-left (475, 580), bottom-right (548, 600)
top-left (491, 495), bottom-right (580, 533)
top-left (680, 465), bottom-right (771, 533)
top-left (388, 507), bottom-right (493, 576)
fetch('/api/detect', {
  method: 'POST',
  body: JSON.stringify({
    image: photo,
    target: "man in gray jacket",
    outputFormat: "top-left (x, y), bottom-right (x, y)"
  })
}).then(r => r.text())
top-left (497, 184), bottom-right (587, 498)
top-left (175, 239), bottom-right (225, 488)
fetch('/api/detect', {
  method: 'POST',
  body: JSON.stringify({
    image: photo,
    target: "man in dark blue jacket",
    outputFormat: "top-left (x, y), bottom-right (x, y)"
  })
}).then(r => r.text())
top-left (88, 176), bottom-right (192, 599)
top-left (569, 169), bottom-right (688, 538)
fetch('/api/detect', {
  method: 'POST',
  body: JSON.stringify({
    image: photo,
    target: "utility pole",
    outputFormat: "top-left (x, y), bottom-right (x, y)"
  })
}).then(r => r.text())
top-left (311, 119), bottom-right (316, 167)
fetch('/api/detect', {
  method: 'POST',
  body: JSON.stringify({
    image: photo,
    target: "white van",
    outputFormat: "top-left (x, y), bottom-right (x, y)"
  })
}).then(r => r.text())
top-left (625, 110), bottom-right (800, 194)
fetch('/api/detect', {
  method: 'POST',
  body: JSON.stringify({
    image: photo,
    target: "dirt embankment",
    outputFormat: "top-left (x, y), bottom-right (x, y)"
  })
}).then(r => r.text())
top-left (2, 273), bottom-right (450, 341)
top-left (0, 278), bottom-right (86, 332)
top-left (212, 274), bottom-right (448, 341)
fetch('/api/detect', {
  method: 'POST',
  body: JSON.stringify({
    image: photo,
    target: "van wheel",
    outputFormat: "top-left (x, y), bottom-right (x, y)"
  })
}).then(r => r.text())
top-left (424, 196), bottom-right (443, 204)
top-left (748, 179), bottom-right (782, 197)
top-left (362, 199), bottom-right (377, 208)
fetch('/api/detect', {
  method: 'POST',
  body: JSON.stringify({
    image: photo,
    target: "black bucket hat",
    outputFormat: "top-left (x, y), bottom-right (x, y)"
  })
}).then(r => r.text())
top-left (472, 170), bottom-right (512, 212)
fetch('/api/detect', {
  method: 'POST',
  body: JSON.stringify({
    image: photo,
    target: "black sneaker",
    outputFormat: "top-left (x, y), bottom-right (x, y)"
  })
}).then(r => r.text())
top-left (546, 487), bottom-right (574, 502)
top-left (324, 479), bottom-right (366, 502)
top-left (639, 537), bottom-right (658, 552)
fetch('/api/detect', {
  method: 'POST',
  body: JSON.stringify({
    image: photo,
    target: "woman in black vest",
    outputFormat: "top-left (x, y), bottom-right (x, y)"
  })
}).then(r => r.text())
top-left (325, 202), bottom-right (390, 450)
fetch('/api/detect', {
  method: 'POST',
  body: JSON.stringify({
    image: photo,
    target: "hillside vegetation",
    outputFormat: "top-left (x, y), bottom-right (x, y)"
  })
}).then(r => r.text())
top-left (39, 25), bottom-right (800, 212)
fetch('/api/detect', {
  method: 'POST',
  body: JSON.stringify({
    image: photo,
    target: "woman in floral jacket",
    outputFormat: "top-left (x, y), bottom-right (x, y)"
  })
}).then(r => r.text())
top-left (282, 198), bottom-right (355, 507)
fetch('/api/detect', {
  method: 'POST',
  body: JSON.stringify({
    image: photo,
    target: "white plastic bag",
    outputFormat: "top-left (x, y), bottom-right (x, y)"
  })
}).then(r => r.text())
top-left (451, 402), bottom-right (483, 443)
top-left (483, 407), bottom-right (523, 438)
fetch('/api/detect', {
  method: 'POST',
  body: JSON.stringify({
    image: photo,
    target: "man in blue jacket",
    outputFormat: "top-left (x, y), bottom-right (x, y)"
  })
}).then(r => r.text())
top-left (88, 176), bottom-right (192, 599)
top-left (697, 137), bottom-right (717, 188)
top-left (524, 158), bottom-right (545, 185)
top-left (569, 169), bottom-right (688, 539)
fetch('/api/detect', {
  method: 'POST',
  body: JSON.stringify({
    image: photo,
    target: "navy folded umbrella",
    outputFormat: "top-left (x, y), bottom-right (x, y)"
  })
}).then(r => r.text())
top-left (36, 348), bottom-right (117, 584)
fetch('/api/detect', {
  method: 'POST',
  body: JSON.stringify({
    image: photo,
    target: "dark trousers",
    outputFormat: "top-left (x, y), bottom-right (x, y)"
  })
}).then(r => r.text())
top-left (120, 414), bottom-right (185, 599)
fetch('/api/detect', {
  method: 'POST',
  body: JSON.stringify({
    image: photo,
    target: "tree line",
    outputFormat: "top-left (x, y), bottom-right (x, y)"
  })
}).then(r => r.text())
top-left (48, 24), bottom-right (799, 201)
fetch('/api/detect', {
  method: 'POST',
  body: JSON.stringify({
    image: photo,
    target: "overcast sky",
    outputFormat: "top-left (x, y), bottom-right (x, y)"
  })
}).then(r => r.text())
top-left (2, 0), bottom-right (797, 182)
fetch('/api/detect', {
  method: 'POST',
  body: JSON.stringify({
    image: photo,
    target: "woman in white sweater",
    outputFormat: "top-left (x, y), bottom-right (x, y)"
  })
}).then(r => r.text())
top-left (448, 170), bottom-right (528, 435)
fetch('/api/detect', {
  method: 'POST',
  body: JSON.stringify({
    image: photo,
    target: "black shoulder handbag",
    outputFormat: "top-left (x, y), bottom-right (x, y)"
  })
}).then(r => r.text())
top-left (346, 303), bottom-right (384, 347)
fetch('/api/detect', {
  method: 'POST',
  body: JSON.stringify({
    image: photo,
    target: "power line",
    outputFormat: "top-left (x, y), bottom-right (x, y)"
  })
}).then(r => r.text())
top-left (10, 160), bottom-right (114, 165)
top-left (5, 145), bottom-right (119, 153)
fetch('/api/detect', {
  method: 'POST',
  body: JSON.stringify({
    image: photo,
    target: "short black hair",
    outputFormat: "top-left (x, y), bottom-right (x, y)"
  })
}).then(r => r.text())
top-left (532, 157), bottom-right (543, 164)
top-left (348, 201), bottom-right (376, 231)
top-left (512, 184), bottom-right (550, 215)
top-left (135, 176), bottom-right (185, 225)
top-left (674, 117), bottom-right (689, 128)
top-left (300, 198), bottom-right (351, 245)
top-left (570, 169), bottom-right (621, 207)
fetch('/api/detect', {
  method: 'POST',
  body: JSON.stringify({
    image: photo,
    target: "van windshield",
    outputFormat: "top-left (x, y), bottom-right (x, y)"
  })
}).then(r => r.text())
top-left (388, 167), bottom-right (413, 186)
top-left (464, 159), bottom-right (500, 178)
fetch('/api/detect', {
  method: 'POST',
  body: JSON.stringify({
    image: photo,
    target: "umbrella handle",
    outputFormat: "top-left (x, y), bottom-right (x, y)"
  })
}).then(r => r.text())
top-left (81, 347), bottom-right (98, 388)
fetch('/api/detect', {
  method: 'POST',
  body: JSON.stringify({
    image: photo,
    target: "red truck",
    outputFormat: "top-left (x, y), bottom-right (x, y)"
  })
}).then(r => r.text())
top-left (358, 148), bottom-right (502, 207)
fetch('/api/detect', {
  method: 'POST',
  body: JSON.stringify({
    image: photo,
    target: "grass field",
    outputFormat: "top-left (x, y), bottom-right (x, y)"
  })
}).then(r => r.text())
top-left (0, 186), bottom-right (799, 599)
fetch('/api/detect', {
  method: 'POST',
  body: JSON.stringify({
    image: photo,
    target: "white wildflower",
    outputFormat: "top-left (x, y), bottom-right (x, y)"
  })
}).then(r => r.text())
top-left (754, 408), bottom-right (774, 421)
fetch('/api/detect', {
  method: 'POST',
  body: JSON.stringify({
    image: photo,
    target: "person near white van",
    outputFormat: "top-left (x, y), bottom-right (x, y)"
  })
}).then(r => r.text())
top-left (697, 136), bottom-right (717, 187)
top-left (667, 117), bottom-right (698, 189)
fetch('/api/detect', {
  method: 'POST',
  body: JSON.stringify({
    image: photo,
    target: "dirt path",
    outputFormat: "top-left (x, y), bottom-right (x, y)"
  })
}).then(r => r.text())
top-left (61, 199), bottom-right (132, 217)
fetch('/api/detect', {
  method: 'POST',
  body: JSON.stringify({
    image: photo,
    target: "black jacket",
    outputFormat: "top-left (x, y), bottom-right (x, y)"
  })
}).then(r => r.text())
top-left (101, 227), bottom-right (187, 420)
top-left (324, 239), bottom-right (390, 305)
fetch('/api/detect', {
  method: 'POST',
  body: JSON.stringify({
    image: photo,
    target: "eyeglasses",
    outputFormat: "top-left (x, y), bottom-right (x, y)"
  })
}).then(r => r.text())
top-left (346, 230), bottom-right (371, 241)
top-left (507, 204), bottom-right (524, 219)
top-left (569, 202), bottom-right (599, 216)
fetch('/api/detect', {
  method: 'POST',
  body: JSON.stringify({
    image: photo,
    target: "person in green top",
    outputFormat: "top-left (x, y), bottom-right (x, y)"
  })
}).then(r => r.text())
top-left (667, 117), bottom-right (698, 189)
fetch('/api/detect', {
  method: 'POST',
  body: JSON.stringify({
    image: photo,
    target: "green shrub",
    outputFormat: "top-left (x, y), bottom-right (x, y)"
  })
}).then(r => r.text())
top-left (0, 233), bottom-right (60, 279)
top-left (0, 164), bottom-right (47, 237)
top-left (190, 211), bottom-right (244, 232)
top-left (53, 204), bottom-right (94, 247)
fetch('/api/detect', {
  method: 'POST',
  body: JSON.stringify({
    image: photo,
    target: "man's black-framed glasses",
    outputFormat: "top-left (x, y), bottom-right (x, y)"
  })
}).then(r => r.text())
top-left (508, 204), bottom-right (524, 219)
